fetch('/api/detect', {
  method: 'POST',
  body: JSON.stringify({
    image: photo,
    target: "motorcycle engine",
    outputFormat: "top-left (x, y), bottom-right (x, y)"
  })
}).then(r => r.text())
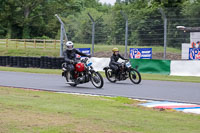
top-left (77, 74), bottom-right (89, 84)
top-left (77, 76), bottom-right (85, 83)
top-left (121, 72), bottom-right (128, 80)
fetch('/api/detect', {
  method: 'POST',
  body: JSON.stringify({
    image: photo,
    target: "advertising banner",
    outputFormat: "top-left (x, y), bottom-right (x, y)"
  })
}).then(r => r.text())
top-left (130, 48), bottom-right (152, 59)
top-left (189, 48), bottom-right (200, 60)
top-left (76, 48), bottom-right (90, 58)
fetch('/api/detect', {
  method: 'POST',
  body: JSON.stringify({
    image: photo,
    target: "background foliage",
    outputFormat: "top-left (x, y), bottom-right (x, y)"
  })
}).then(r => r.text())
top-left (0, 0), bottom-right (200, 48)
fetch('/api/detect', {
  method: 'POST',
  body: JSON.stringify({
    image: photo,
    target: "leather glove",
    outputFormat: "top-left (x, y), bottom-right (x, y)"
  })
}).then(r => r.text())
top-left (118, 63), bottom-right (122, 67)
top-left (74, 60), bottom-right (79, 64)
top-left (69, 60), bottom-right (74, 64)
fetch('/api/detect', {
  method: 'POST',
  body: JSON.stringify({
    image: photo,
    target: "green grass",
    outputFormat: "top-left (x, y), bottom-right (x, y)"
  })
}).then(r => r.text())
top-left (140, 73), bottom-right (200, 83)
top-left (0, 47), bottom-right (60, 57)
top-left (1, 66), bottom-right (200, 83)
top-left (0, 66), bottom-right (61, 75)
top-left (0, 40), bottom-right (181, 57)
top-left (77, 43), bottom-right (181, 53)
top-left (0, 86), bottom-right (200, 133)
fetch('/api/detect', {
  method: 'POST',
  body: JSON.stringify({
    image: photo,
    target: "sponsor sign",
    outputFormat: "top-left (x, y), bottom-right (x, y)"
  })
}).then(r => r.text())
top-left (130, 48), bottom-right (152, 59)
top-left (76, 48), bottom-right (90, 58)
top-left (189, 48), bottom-right (200, 60)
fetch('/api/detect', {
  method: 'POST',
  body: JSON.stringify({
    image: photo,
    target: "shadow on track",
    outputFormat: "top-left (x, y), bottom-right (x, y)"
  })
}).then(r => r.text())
top-left (62, 84), bottom-right (103, 90)
top-left (105, 81), bottom-right (142, 86)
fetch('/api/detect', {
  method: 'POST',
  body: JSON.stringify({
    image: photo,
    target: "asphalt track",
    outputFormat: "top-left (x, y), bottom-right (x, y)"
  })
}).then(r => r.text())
top-left (0, 71), bottom-right (200, 104)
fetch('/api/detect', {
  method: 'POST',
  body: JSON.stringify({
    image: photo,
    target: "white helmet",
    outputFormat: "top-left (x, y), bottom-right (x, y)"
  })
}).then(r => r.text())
top-left (65, 41), bottom-right (74, 50)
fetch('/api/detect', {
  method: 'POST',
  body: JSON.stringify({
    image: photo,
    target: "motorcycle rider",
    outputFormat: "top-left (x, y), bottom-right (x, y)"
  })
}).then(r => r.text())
top-left (63, 41), bottom-right (91, 79)
top-left (109, 47), bottom-right (128, 80)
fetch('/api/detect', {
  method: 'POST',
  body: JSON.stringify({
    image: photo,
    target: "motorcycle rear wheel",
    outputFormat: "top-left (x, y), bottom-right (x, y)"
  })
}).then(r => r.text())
top-left (65, 71), bottom-right (77, 87)
top-left (105, 68), bottom-right (116, 83)
top-left (129, 68), bottom-right (141, 84)
top-left (90, 72), bottom-right (104, 88)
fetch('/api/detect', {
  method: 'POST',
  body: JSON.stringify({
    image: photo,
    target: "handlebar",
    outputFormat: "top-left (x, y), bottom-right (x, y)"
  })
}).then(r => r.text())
top-left (80, 57), bottom-right (89, 64)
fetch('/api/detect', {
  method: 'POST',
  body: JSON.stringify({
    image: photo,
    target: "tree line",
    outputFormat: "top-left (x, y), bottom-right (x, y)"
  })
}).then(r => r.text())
top-left (0, 0), bottom-right (200, 48)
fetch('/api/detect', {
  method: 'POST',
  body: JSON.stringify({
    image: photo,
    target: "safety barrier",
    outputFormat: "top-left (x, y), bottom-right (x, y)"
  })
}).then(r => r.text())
top-left (0, 56), bottom-right (64, 69)
top-left (1, 56), bottom-right (200, 77)
top-left (129, 59), bottom-right (200, 76)
top-left (0, 56), bottom-right (171, 75)
top-left (130, 59), bottom-right (171, 75)
top-left (0, 56), bottom-right (110, 70)
top-left (90, 57), bottom-right (110, 71)
top-left (170, 60), bottom-right (200, 76)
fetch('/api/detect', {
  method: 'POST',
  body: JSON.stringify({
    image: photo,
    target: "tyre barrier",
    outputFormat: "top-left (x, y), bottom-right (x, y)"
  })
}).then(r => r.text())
top-left (0, 56), bottom-right (65, 69)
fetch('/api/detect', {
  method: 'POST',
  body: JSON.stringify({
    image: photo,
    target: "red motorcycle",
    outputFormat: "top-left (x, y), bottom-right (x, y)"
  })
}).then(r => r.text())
top-left (62, 58), bottom-right (104, 88)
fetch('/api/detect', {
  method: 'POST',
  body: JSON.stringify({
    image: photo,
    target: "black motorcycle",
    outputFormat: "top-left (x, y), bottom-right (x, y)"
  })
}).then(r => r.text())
top-left (103, 60), bottom-right (141, 84)
top-left (62, 58), bottom-right (104, 88)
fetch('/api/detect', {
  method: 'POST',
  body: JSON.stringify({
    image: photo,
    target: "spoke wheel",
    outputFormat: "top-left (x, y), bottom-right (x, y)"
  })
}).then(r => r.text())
top-left (129, 69), bottom-right (141, 84)
top-left (105, 69), bottom-right (116, 83)
top-left (90, 72), bottom-right (104, 88)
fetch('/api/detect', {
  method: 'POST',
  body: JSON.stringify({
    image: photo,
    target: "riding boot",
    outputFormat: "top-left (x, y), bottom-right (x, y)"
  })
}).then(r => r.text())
top-left (115, 70), bottom-right (120, 80)
top-left (70, 71), bottom-right (75, 80)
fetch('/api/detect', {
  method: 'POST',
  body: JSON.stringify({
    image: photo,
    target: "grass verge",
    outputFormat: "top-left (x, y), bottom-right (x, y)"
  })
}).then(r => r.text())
top-left (0, 43), bottom-right (181, 57)
top-left (0, 66), bottom-right (200, 83)
top-left (0, 86), bottom-right (200, 133)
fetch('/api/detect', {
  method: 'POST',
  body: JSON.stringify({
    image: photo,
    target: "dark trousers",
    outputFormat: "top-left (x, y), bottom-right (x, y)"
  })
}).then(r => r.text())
top-left (109, 64), bottom-right (119, 77)
top-left (67, 64), bottom-right (75, 78)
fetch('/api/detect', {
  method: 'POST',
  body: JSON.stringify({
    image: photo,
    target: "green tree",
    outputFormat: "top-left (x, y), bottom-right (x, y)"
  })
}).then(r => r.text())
top-left (0, 0), bottom-right (17, 38)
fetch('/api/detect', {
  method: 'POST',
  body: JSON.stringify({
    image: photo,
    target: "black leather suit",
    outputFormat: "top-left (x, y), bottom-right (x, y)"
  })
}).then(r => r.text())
top-left (63, 49), bottom-right (90, 77)
top-left (109, 53), bottom-right (126, 77)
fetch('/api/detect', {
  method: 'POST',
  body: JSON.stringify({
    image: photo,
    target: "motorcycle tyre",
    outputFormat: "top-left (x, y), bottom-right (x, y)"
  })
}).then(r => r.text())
top-left (90, 71), bottom-right (104, 88)
top-left (129, 68), bottom-right (141, 84)
top-left (105, 69), bottom-right (116, 83)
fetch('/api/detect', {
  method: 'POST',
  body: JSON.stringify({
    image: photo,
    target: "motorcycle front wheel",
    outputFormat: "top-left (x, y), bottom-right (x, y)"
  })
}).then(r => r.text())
top-left (129, 68), bottom-right (141, 84)
top-left (65, 71), bottom-right (77, 87)
top-left (90, 71), bottom-right (104, 88)
top-left (105, 68), bottom-right (116, 83)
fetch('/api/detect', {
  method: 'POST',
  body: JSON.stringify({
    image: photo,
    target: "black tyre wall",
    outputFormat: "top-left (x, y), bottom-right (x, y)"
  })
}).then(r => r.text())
top-left (0, 56), bottom-right (65, 69)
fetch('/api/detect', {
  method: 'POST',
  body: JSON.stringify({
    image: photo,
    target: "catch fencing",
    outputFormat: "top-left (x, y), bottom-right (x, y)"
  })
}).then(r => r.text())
top-left (63, 8), bottom-right (199, 59)
top-left (65, 8), bottom-right (194, 47)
